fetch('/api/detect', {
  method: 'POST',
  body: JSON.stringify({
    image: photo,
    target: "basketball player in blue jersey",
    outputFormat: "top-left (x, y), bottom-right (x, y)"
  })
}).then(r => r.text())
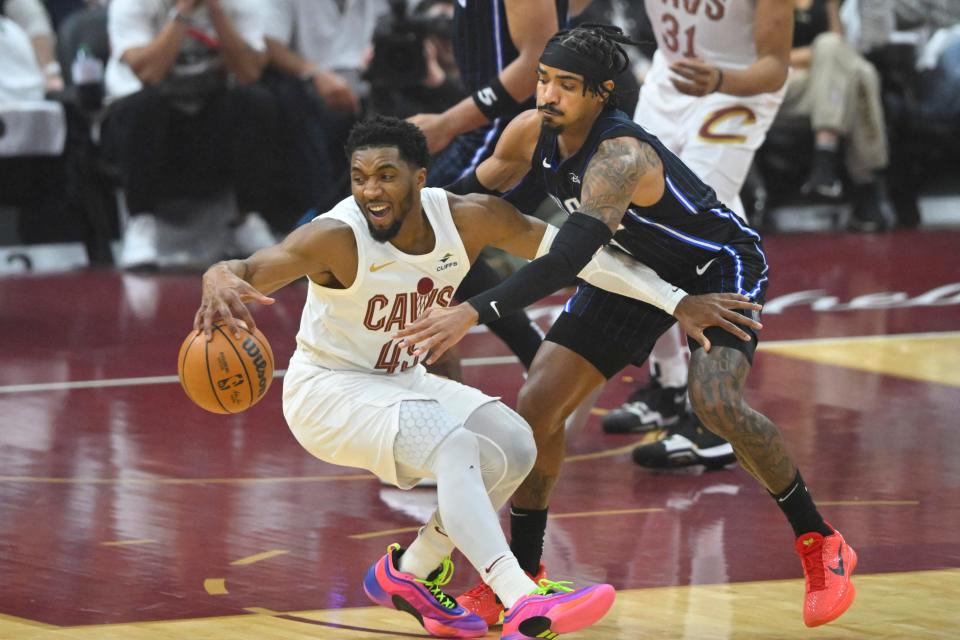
top-left (397, 25), bottom-right (858, 628)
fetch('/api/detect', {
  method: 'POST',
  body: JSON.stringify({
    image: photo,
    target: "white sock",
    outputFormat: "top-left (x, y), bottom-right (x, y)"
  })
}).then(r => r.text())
top-left (481, 553), bottom-right (538, 609)
top-left (399, 512), bottom-right (455, 578)
top-left (650, 324), bottom-right (689, 388)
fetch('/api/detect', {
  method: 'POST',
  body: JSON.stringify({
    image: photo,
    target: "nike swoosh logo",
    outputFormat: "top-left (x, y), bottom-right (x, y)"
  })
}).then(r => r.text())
top-left (484, 554), bottom-right (507, 574)
top-left (489, 301), bottom-right (501, 318)
top-left (828, 545), bottom-right (845, 576)
top-left (695, 257), bottom-right (717, 276)
top-left (542, 157), bottom-right (551, 169)
top-left (369, 261), bottom-right (396, 272)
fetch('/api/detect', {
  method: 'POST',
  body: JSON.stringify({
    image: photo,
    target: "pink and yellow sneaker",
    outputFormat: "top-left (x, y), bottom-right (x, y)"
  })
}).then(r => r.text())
top-left (501, 579), bottom-right (616, 639)
top-left (795, 527), bottom-right (858, 627)
top-left (363, 544), bottom-right (488, 638)
top-left (457, 564), bottom-right (548, 626)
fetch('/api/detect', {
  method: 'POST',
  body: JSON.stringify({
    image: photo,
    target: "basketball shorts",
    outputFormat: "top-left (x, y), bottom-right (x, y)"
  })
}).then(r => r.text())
top-left (282, 351), bottom-right (498, 488)
top-left (635, 51), bottom-right (787, 217)
top-left (545, 250), bottom-right (768, 379)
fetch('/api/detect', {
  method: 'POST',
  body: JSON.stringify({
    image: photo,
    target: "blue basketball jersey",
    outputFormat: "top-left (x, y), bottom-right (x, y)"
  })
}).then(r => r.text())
top-left (526, 107), bottom-right (768, 296)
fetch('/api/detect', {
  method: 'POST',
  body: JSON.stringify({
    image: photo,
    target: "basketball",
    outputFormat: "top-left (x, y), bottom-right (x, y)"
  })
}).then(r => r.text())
top-left (177, 320), bottom-right (275, 414)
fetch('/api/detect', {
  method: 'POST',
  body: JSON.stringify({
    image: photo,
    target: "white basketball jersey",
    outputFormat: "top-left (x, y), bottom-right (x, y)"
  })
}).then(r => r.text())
top-left (294, 188), bottom-right (471, 374)
top-left (644, 0), bottom-right (758, 70)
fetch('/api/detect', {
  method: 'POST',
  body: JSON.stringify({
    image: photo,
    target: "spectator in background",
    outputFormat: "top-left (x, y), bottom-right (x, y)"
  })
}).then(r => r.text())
top-left (779, 0), bottom-right (891, 232)
top-left (102, 0), bottom-right (278, 269)
top-left (854, 0), bottom-right (960, 227)
top-left (4, 0), bottom-right (64, 92)
top-left (262, 0), bottom-right (386, 222)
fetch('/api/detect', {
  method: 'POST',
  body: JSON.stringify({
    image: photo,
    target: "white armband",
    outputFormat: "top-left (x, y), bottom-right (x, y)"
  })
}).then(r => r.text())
top-left (579, 246), bottom-right (688, 316)
top-left (534, 224), bottom-right (686, 315)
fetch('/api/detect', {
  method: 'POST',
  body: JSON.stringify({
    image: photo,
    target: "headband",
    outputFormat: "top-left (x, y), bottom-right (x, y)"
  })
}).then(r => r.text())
top-left (539, 40), bottom-right (615, 85)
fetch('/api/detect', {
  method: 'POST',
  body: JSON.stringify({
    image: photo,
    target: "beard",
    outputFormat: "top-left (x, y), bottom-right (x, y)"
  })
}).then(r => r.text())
top-left (367, 217), bottom-right (403, 242)
top-left (540, 118), bottom-right (564, 134)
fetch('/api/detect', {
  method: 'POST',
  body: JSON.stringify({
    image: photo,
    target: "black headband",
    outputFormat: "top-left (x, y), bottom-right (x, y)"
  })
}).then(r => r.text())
top-left (539, 40), bottom-right (614, 85)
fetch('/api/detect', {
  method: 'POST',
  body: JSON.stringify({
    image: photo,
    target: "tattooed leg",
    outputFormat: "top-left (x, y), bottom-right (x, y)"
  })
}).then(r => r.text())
top-left (688, 346), bottom-right (797, 494)
top-left (512, 342), bottom-right (606, 510)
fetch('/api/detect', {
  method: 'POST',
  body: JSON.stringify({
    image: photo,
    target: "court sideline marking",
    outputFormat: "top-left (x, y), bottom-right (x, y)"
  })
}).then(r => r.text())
top-left (1, 330), bottom-right (958, 395)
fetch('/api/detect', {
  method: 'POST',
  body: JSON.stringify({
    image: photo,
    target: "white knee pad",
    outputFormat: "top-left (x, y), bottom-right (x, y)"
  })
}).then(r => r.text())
top-left (464, 402), bottom-right (536, 497)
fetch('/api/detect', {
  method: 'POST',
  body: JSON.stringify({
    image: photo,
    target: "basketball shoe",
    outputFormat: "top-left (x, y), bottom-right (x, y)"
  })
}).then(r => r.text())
top-left (456, 564), bottom-right (548, 626)
top-left (631, 411), bottom-right (736, 470)
top-left (795, 527), bottom-right (858, 627)
top-left (363, 544), bottom-right (488, 638)
top-left (601, 377), bottom-right (687, 434)
top-left (501, 579), bottom-right (616, 639)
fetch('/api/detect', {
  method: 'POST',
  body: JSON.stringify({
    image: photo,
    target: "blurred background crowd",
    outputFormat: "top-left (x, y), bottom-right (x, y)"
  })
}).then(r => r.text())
top-left (0, 0), bottom-right (957, 273)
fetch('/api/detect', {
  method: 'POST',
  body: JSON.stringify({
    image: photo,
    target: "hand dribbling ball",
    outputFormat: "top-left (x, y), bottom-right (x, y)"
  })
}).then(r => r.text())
top-left (178, 320), bottom-right (274, 414)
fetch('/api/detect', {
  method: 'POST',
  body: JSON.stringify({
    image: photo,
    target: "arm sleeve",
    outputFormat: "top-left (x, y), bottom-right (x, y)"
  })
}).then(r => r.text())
top-left (468, 212), bottom-right (613, 324)
top-left (536, 225), bottom-right (688, 315)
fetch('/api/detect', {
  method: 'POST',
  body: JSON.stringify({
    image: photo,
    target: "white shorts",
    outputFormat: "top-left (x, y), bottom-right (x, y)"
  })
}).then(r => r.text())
top-left (635, 51), bottom-right (787, 216)
top-left (282, 351), bottom-right (498, 488)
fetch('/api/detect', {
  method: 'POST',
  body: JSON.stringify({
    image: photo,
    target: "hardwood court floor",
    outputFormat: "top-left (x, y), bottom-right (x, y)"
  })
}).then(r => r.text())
top-left (2, 229), bottom-right (959, 638)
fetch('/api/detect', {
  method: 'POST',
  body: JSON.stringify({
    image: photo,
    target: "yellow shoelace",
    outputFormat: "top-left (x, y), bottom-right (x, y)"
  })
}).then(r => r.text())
top-left (532, 578), bottom-right (575, 596)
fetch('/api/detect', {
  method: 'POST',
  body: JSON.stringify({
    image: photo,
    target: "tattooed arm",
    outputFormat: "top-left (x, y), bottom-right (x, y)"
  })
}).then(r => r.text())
top-left (458, 136), bottom-right (658, 324)
top-left (389, 137), bottom-right (663, 362)
top-left (577, 136), bottom-right (663, 233)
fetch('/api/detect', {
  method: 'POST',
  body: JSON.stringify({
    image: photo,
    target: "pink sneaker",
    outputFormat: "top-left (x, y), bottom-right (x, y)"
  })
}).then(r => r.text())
top-left (501, 579), bottom-right (615, 639)
top-left (363, 544), bottom-right (488, 638)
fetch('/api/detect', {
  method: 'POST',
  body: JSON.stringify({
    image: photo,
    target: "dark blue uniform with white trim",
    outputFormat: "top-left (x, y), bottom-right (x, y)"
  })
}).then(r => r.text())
top-left (530, 107), bottom-right (769, 378)
top-left (427, 0), bottom-right (569, 187)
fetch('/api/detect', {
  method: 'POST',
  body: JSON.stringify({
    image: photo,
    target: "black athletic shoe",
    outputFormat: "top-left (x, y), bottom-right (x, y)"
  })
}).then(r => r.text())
top-left (800, 149), bottom-right (843, 201)
top-left (601, 378), bottom-right (687, 434)
top-left (631, 412), bottom-right (736, 470)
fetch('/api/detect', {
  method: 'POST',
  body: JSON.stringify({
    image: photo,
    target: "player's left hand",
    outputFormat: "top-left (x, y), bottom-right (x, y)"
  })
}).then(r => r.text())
top-left (674, 293), bottom-right (762, 352)
top-left (408, 113), bottom-right (455, 154)
top-left (669, 58), bottom-right (722, 97)
top-left (393, 303), bottom-right (478, 365)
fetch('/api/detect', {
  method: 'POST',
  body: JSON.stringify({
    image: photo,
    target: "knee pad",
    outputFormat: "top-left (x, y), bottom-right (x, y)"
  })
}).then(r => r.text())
top-left (466, 402), bottom-right (536, 491)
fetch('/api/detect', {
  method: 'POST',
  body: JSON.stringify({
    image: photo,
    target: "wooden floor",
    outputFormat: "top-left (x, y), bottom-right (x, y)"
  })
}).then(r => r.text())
top-left (3, 570), bottom-right (959, 639)
top-left (2, 230), bottom-right (960, 638)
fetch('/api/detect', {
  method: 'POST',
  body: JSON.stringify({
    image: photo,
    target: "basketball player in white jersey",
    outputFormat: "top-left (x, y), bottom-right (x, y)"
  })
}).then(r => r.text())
top-left (605, 0), bottom-right (793, 469)
top-left (193, 116), bottom-right (760, 638)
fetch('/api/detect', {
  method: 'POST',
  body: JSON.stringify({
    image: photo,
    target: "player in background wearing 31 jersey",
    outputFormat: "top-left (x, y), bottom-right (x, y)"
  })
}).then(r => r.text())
top-left (192, 115), bottom-right (758, 639)
top-left (396, 25), bottom-right (858, 629)
top-left (605, 0), bottom-right (794, 471)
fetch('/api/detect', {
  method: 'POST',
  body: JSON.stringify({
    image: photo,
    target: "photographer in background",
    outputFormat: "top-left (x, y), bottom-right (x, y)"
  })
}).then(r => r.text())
top-left (366, 0), bottom-right (463, 119)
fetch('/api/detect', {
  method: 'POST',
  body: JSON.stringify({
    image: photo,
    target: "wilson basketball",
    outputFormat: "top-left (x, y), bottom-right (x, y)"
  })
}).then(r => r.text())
top-left (178, 321), bottom-right (275, 414)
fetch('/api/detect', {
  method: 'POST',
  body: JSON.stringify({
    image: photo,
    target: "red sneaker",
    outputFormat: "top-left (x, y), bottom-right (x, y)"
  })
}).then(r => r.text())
top-left (456, 564), bottom-right (548, 627)
top-left (795, 528), bottom-right (858, 627)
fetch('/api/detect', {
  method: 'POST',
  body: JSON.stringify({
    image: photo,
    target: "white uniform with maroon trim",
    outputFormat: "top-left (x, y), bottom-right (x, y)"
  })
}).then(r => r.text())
top-left (282, 188), bottom-right (497, 487)
top-left (635, 0), bottom-right (787, 218)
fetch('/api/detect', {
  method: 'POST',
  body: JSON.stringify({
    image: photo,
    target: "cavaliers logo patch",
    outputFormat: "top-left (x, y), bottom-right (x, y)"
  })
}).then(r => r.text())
top-left (698, 106), bottom-right (757, 144)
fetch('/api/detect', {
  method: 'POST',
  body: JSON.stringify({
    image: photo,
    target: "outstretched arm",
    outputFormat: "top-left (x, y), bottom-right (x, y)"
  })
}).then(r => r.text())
top-left (193, 219), bottom-right (345, 339)
top-left (397, 190), bottom-right (763, 363)
top-left (462, 136), bottom-right (655, 324)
